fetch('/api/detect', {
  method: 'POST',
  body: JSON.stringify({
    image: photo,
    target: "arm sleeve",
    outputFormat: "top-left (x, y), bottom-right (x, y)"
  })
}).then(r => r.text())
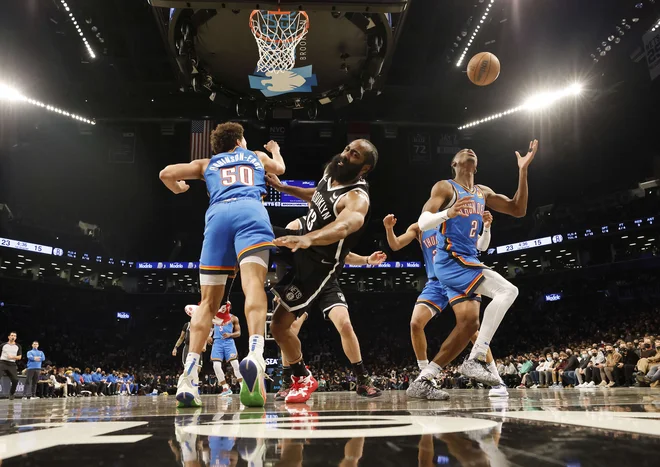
top-left (476, 227), bottom-right (491, 251)
top-left (28, 350), bottom-right (34, 362)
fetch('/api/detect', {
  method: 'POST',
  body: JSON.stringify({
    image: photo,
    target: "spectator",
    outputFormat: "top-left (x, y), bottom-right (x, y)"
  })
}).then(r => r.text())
top-left (502, 359), bottom-right (519, 387)
top-left (561, 349), bottom-right (580, 387)
top-left (601, 344), bottom-right (621, 387)
top-left (576, 349), bottom-right (592, 387)
top-left (25, 340), bottom-right (45, 399)
top-left (538, 354), bottom-right (554, 388)
top-left (0, 332), bottom-right (23, 400)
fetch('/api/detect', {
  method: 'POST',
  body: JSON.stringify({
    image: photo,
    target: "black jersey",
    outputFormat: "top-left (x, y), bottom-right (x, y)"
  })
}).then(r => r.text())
top-left (301, 174), bottom-right (370, 266)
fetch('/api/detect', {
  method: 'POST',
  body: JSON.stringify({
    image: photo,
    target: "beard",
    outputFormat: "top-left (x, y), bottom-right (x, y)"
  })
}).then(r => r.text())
top-left (326, 153), bottom-right (365, 184)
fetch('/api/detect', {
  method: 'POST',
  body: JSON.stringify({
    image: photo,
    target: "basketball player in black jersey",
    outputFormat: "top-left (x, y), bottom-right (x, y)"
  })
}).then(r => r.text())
top-left (267, 139), bottom-right (382, 403)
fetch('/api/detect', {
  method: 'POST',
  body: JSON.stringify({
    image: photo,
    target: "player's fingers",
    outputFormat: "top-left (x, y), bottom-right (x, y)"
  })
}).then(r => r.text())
top-left (515, 151), bottom-right (521, 159)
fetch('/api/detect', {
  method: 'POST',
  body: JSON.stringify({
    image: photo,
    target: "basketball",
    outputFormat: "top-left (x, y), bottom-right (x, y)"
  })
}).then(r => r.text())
top-left (467, 52), bottom-right (501, 86)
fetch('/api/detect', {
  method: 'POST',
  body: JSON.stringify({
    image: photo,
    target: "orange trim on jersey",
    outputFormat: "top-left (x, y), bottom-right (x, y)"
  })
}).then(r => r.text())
top-left (416, 299), bottom-right (443, 312)
top-left (452, 253), bottom-right (484, 267)
top-left (465, 272), bottom-right (485, 295)
top-left (238, 241), bottom-right (275, 259)
top-left (200, 265), bottom-right (235, 271)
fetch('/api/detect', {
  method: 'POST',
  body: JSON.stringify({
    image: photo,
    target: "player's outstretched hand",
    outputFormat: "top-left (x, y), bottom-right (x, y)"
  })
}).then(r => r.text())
top-left (173, 181), bottom-right (190, 194)
top-left (265, 173), bottom-right (285, 191)
top-left (369, 251), bottom-right (387, 265)
top-left (516, 139), bottom-right (538, 170)
top-left (383, 214), bottom-right (397, 229)
top-left (274, 235), bottom-right (312, 252)
top-left (483, 211), bottom-right (493, 228)
top-left (264, 140), bottom-right (280, 153)
top-left (448, 197), bottom-right (473, 218)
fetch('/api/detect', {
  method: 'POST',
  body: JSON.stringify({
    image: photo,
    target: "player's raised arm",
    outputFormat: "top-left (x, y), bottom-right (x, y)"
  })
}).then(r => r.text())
top-left (256, 140), bottom-right (286, 175)
top-left (476, 211), bottom-right (493, 251)
top-left (479, 139), bottom-right (538, 218)
top-left (417, 180), bottom-right (471, 231)
top-left (265, 173), bottom-right (316, 202)
top-left (383, 214), bottom-right (419, 251)
top-left (159, 159), bottom-right (209, 194)
top-left (274, 190), bottom-right (368, 251)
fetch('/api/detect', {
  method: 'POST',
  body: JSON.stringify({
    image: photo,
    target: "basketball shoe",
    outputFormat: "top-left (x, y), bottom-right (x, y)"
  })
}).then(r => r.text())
top-left (239, 352), bottom-right (267, 407)
top-left (176, 373), bottom-right (202, 408)
top-left (285, 372), bottom-right (318, 404)
top-left (406, 377), bottom-right (450, 400)
top-left (459, 358), bottom-right (501, 387)
top-left (275, 378), bottom-right (291, 401)
top-left (356, 375), bottom-right (383, 398)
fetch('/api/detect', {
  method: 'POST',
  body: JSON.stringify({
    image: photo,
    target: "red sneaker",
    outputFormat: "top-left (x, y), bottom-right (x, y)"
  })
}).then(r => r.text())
top-left (285, 373), bottom-right (319, 404)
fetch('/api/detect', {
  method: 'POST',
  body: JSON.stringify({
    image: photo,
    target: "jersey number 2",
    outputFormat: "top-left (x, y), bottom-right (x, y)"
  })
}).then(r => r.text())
top-left (221, 166), bottom-right (254, 186)
top-left (469, 220), bottom-right (479, 238)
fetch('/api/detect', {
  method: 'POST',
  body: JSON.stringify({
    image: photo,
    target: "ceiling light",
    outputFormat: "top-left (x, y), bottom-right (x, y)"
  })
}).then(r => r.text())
top-left (0, 83), bottom-right (95, 124)
top-left (60, 0), bottom-right (95, 58)
top-left (455, 0), bottom-right (497, 66)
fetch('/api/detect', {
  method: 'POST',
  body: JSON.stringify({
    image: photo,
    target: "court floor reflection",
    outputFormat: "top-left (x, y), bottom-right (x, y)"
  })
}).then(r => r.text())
top-left (0, 388), bottom-right (658, 466)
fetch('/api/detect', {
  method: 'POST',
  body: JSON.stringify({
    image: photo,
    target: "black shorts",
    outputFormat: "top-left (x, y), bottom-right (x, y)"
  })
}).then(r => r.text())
top-left (272, 248), bottom-right (348, 320)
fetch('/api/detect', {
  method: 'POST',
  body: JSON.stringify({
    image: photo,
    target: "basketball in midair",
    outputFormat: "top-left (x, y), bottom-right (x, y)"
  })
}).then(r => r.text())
top-left (467, 52), bottom-right (500, 86)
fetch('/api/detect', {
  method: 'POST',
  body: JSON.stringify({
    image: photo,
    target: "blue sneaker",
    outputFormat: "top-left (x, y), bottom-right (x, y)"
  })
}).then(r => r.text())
top-left (176, 374), bottom-right (202, 408)
top-left (239, 353), bottom-right (266, 407)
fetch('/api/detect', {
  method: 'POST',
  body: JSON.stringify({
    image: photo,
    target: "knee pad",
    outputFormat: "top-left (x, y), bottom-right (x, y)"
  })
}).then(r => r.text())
top-left (213, 361), bottom-right (225, 382)
top-left (230, 359), bottom-right (242, 380)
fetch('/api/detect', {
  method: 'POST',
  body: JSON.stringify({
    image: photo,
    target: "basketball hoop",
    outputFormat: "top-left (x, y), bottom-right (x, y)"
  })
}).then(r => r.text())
top-left (249, 10), bottom-right (310, 73)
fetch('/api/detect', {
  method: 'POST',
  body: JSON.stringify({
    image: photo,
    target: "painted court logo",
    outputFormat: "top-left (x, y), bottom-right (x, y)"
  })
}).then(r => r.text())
top-left (249, 66), bottom-right (317, 97)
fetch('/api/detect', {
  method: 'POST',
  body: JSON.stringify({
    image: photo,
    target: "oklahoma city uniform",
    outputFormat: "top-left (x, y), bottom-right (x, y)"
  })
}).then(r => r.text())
top-left (433, 180), bottom-right (486, 305)
top-left (211, 317), bottom-right (239, 362)
top-left (415, 229), bottom-right (449, 316)
top-left (272, 175), bottom-right (369, 319)
top-left (200, 146), bottom-right (274, 280)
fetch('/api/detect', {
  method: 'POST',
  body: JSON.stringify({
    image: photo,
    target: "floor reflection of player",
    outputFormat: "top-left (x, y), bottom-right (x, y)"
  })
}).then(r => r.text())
top-left (170, 411), bottom-right (205, 467)
top-left (208, 436), bottom-right (238, 467)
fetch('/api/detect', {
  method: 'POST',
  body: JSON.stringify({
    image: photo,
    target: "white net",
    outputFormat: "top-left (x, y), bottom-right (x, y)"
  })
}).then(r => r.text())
top-left (249, 10), bottom-right (309, 73)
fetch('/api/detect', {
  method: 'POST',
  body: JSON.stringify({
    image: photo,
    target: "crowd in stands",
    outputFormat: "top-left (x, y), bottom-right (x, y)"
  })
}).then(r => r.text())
top-left (1, 262), bottom-right (659, 398)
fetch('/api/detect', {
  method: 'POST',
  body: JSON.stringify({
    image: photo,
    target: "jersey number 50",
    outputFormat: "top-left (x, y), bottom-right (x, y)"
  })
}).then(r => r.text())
top-left (221, 166), bottom-right (254, 186)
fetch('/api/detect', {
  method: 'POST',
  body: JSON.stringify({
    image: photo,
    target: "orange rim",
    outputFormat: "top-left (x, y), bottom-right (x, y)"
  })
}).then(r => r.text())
top-left (249, 10), bottom-right (310, 44)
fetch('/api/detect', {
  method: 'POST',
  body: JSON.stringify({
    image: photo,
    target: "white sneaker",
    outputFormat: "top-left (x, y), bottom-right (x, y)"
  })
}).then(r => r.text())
top-left (488, 385), bottom-right (509, 398)
top-left (176, 374), bottom-right (202, 408)
top-left (530, 384), bottom-right (538, 389)
top-left (588, 381), bottom-right (596, 387)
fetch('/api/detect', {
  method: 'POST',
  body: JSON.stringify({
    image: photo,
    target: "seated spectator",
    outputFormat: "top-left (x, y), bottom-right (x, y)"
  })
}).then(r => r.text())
top-left (538, 354), bottom-right (554, 388)
top-left (600, 344), bottom-right (622, 387)
top-left (502, 359), bottom-right (520, 388)
top-left (559, 349), bottom-right (579, 387)
top-left (552, 352), bottom-right (568, 388)
top-left (576, 349), bottom-right (592, 387)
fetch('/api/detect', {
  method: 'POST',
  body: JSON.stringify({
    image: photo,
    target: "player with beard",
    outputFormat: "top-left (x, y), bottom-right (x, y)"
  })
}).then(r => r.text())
top-left (266, 139), bottom-right (382, 403)
top-left (271, 215), bottom-right (387, 401)
top-left (413, 141), bottom-right (537, 388)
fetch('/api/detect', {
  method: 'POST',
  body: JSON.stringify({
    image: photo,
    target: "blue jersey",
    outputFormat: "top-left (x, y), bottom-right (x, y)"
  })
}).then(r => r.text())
top-left (419, 229), bottom-right (439, 280)
top-left (437, 180), bottom-right (486, 257)
top-left (213, 318), bottom-right (234, 340)
top-left (204, 146), bottom-right (267, 205)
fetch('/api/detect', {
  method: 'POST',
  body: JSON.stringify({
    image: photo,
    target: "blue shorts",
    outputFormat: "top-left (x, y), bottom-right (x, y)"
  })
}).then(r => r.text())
top-left (211, 339), bottom-right (238, 361)
top-left (209, 437), bottom-right (235, 466)
top-left (415, 280), bottom-right (449, 317)
top-left (200, 198), bottom-right (274, 276)
top-left (434, 251), bottom-right (485, 306)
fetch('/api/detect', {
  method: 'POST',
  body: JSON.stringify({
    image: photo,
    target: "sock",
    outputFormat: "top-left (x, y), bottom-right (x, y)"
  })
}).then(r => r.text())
top-left (213, 361), bottom-right (225, 384)
top-left (487, 360), bottom-right (504, 385)
top-left (418, 362), bottom-right (441, 381)
top-left (352, 361), bottom-right (367, 378)
top-left (184, 352), bottom-right (201, 378)
top-left (469, 271), bottom-right (518, 360)
top-left (290, 360), bottom-right (308, 377)
top-left (417, 359), bottom-right (429, 370)
top-left (249, 334), bottom-right (265, 355)
top-left (223, 383), bottom-right (229, 389)
top-left (230, 359), bottom-right (242, 380)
